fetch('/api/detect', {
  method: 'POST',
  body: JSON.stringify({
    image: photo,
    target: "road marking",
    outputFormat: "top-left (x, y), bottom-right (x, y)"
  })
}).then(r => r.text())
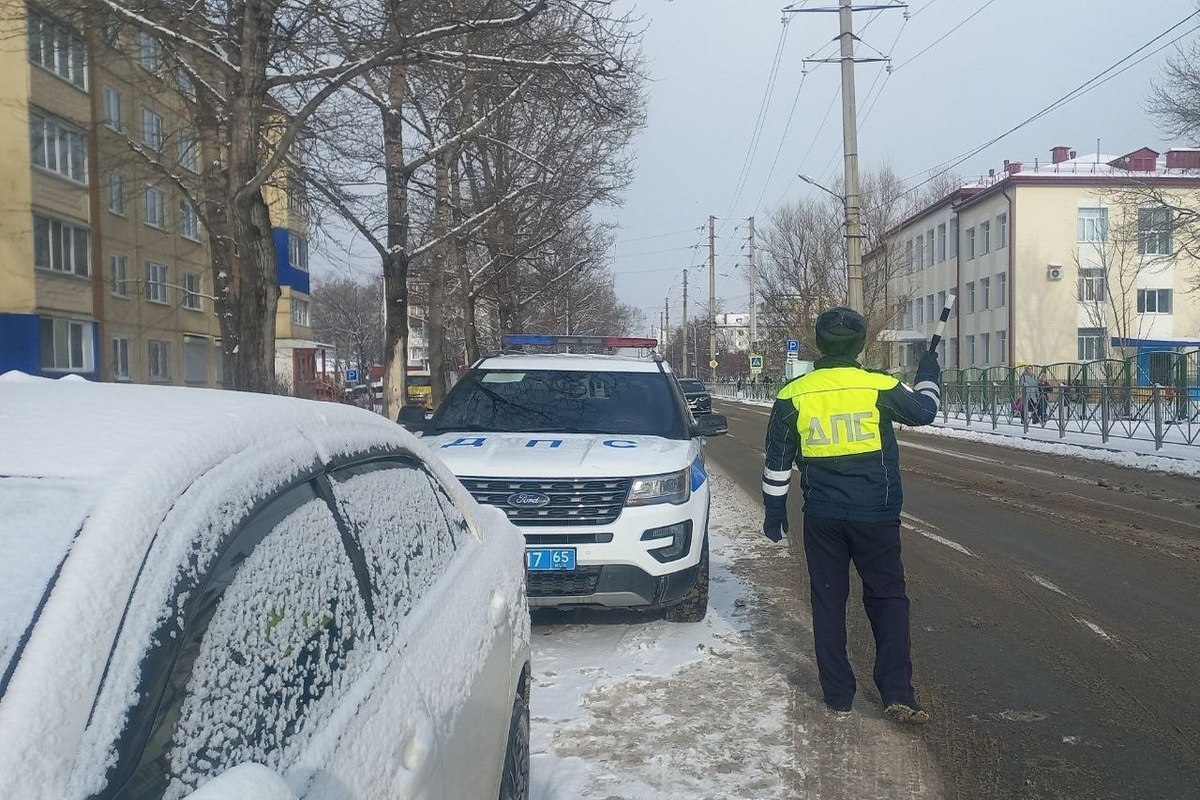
top-left (900, 513), bottom-right (977, 557)
top-left (1073, 615), bottom-right (1116, 642)
top-left (1026, 573), bottom-right (1070, 597)
top-left (900, 511), bottom-right (941, 531)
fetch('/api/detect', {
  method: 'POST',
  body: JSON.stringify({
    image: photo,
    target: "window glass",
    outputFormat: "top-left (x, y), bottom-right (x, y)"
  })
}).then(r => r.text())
top-left (120, 486), bottom-right (369, 800)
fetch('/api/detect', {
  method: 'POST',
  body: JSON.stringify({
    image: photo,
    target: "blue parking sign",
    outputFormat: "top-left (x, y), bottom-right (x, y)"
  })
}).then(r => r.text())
top-left (346, 369), bottom-right (359, 383)
top-left (786, 340), bottom-right (799, 353)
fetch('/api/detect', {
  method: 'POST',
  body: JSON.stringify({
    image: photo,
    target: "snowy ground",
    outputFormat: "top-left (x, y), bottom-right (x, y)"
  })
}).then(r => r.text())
top-left (528, 469), bottom-right (941, 800)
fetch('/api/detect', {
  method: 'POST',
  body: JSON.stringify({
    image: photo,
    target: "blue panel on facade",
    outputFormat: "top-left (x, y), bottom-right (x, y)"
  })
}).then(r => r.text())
top-left (0, 313), bottom-right (41, 375)
top-left (273, 228), bottom-right (311, 295)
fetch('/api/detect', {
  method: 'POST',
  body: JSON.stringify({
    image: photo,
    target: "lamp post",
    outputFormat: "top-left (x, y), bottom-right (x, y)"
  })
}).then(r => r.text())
top-left (798, 173), bottom-right (862, 314)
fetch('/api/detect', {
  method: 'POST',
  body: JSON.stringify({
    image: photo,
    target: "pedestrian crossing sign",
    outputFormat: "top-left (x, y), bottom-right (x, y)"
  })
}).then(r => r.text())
top-left (750, 354), bottom-right (763, 374)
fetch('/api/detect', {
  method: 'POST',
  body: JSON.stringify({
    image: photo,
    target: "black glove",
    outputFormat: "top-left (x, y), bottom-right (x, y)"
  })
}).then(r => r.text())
top-left (762, 505), bottom-right (789, 542)
top-left (916, 349), bottom-right (941, 379)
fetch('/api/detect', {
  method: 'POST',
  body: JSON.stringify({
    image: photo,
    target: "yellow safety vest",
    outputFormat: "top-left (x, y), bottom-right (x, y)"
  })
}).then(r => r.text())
top-left (777, 367), bottom-right (899, 458)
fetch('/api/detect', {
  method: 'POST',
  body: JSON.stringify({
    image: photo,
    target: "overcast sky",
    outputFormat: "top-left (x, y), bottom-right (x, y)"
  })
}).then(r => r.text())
top-left (609, 0), bottom-right (1200, 336)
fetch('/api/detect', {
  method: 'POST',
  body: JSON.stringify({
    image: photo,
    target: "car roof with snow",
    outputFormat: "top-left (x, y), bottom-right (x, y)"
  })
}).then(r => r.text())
top-left (0, 373), bottom-right (473, 778)
top-left (474, 352), bottom-right (669, 373)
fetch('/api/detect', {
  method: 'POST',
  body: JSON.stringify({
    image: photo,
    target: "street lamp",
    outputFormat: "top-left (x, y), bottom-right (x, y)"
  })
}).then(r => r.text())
top-left (799, 173), bottom-right (864, 314)
top-left (797, 173), bottom-right (844, 202)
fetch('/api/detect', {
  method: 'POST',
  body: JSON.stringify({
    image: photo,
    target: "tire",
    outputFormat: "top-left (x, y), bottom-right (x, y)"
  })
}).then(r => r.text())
top-left (663, 537), bottom-right (709, 623)
top-left (498, 691), bottom-right (530, 800)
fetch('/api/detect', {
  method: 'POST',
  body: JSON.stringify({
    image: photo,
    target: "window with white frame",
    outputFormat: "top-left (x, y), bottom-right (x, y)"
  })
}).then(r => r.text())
top-left (180, 200), bottom-right (200, 240)
top-left (996, 330), bottom-right (1007, 363)
top-left (27, 9), bottom-right (86, 89)
top-left (926, 294), bottom-right (934, 323)
top-left (915, 298), bottom-right (924, 326)
top-left (144, 186), bottom-right (166, 228)
top-left (980, 277), bottom-right (990, 309)
top-left (109, 254), bottom-right (128, 297)
top-left (997, 213), bottom-right (1007, 249)
top-left (926, 229), bottom-right (935, 267)
top-left (966, 227), bottom-right (976, 260)
top-left (40, 317), bottom-right (95, 371)
top-left (148, 339), bottom-right (170, 381)
top-left (949, 337), bottom-right (958, 367)
top-left (1078, 207), bottom-right (1108, 242)
top-left (903, 299), bottom-right (912, 328)
top-left (1078, 327), bottom-right (1105, 361)
top-left (997, 272), bottom-right (1007, 307)
top-left (107, 172), bottom-right (124, 215)
top-left (915, 234), bottom-right (924, 271)
top-left (905, 239), bottom-right (914, 272)
top-left (1077, 267), bottom-right (1105, 302)
top-left (937, 290), bottom-right (946, 314)
top-left (980, 332), bottom-right (990, 364)
top-left (178, 128), bottom-right (198, 172)
top-left (289, 233), bottom-right (309, 271)
top-left (33, 213), bottom-right (88, 276)
top-left (102, 17), bottom-right (120, 47)
top-left (112, 336), bottom-right (130, 380)
top-left (176, 68), bottom-right (196, 101)
top-left (141, 108), bottom-right (163, 151)
top-left (1138, 207), bottom-right (1172, 256)
top-left (146, 261), bottom-right (168, 304)
top-left (292, 298), bottom-right (310, 327)
top-left (214, 340), bottom-right (224, 385)
top-left (137, 31), bottom-right (160, 72)
top-left (30, 113), bottom-right (86, 183)
top-left (182, 272), bottom-right (202, 310)
top-left (966, 335), bottom-right (976, 366)
top-left (980, 220), bottom-right (991, 255)
top-left (965, 281), bottom-right (975, 312)
top-left (103, 87), bottom-right (122, 131)
top-left (949, 222), bottom-right (958, 259)
top-left (1137, 288), bottom-right (1173, 314)
top-left (184, 336), bottom-right (207, 383)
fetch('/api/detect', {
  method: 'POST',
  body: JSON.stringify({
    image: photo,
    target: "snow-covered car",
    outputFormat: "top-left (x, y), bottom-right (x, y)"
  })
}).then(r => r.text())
top-left (400, 338), bottom-right (727, 623)
top-left (0, 373), bottom-right (530, 800)
top-left (677, 377), bottom-right (713, 415)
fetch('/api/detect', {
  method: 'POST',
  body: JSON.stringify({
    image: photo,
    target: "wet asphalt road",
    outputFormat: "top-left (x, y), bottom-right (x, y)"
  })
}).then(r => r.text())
top-left (708, 400), bottom-right (1200, 800)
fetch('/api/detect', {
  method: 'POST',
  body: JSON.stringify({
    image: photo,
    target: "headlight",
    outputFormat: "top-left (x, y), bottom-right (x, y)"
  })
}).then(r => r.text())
top-left (626, 469), bottom-right (691, 506)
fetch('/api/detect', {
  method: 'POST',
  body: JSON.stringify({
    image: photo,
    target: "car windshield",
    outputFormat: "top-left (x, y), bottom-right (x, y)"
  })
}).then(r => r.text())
top-left (407, 375), bottom-right (432, 387)
top-left (0, 477), bottom-right (94, 695)
top-left (432, 369), bottom-right (687, 439)
top-left (678, 379), bottom-right (707, 393)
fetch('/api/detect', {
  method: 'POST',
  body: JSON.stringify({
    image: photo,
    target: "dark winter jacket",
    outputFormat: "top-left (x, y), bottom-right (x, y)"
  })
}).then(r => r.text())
top-left (762, 355), bottom-right (940, 523)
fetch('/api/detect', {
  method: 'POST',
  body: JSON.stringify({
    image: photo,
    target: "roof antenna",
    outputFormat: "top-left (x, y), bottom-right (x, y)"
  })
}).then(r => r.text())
top-left (1096, 138), bottom-right (1100, 164)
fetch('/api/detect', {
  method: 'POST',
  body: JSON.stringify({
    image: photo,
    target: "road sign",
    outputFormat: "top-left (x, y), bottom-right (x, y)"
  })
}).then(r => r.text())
top-left (749, 354), bottom-right (763, 372)
top-left (786, 339), bottom-right (800, 354)
top-left (709, 359), bottom-right (718, 369)
top-left (346, 368), bottom-right (359, 383)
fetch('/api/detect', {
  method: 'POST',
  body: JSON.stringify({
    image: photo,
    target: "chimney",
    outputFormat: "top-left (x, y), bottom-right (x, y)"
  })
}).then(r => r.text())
top-left (1069, 149), bottom-right (1077, 160)
top-left (1051, 145), bottom-right (1071, 164)
top-left (1005, 161), bottom-right (1023, 175)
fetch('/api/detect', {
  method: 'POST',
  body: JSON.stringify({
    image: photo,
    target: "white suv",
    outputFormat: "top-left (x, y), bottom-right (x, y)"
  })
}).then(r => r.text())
top-left (408, 348), bottom-right (727, 622)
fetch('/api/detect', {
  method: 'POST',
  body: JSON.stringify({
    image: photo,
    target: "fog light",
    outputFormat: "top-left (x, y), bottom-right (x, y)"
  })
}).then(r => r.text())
top-left (641, 521), bottom-right (693, 563)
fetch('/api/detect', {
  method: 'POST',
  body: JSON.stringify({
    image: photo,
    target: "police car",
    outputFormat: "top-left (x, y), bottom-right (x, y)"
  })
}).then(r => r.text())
top-left (402, 335), bottom-right (728, 622)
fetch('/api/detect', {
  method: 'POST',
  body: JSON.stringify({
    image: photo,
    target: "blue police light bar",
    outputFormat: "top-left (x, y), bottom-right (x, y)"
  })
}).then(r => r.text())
top-left (502, 334), bottom-right (658, 348)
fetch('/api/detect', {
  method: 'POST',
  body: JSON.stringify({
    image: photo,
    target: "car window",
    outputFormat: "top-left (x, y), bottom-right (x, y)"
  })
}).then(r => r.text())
top-left (678, 379), bottom-right (706, 393)
top-left (432, 369), bottom-right (689, 439)
top-left (327, 460), bottom-right (464, 642)
top-left (116, 481), bottom-right (371, 800)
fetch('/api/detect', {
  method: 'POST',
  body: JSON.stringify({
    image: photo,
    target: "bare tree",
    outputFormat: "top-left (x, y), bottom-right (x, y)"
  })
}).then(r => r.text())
top-left (310, 276), bottom-right (384, 378)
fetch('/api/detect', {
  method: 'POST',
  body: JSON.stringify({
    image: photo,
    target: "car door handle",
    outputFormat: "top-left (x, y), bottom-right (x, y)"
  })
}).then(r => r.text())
top-left (489, 590), bottom-right (508, 628)
top-left (401, 723), bottom-right (435, 772)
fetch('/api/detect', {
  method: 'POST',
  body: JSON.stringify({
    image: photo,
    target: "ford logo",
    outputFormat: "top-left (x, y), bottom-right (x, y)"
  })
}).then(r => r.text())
top-left (507, 491), bottom-right (551, 509)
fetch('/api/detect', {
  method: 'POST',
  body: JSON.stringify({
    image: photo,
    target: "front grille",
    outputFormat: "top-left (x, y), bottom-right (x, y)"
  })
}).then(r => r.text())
top-left (460, 477), bottom-right (631, 527)
top-left (527, 566), bottom-right (603, 597)
top-left (524, 532), bottom-right (614, 545)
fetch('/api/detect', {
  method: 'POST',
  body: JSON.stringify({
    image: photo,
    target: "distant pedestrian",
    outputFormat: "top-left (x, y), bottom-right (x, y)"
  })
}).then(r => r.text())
top-left (761, 307), bottom-right (940, 724)
top-left (1020, 364), bottom-right (1041, 422)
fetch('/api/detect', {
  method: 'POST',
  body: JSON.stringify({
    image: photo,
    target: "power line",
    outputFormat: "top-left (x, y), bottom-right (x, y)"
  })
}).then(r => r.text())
top-left (612, 226), bottom-right (702, 244)
top-left (892, 0), bottom-right (1001, 73)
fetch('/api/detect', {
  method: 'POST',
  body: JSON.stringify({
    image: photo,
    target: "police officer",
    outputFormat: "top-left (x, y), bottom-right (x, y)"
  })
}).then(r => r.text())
top-left (761, 307), bottom-right (940, 723)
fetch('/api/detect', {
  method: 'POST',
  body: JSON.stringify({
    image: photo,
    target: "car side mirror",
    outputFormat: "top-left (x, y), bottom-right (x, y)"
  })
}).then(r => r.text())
top-left (181, 764), bottom-right (298, 800)
top-left (693, 412), bottom-right (728, 438)
top-left (397, 404), bottom-right (430, 434)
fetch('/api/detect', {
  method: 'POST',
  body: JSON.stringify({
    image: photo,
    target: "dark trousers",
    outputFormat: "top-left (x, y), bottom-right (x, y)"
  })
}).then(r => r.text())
top-left (802, 515), bottom-right (915, 708)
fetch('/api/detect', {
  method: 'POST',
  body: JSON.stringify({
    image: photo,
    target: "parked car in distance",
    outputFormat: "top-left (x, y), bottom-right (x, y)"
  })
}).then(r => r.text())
top-left (677, 377), bottom-right (713, 415)
top-left (0, 373), bottom-right (530, 800)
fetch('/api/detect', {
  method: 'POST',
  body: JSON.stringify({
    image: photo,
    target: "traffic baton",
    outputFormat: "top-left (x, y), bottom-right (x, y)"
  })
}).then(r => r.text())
top-left (929, 293), bottom-right (956, 353)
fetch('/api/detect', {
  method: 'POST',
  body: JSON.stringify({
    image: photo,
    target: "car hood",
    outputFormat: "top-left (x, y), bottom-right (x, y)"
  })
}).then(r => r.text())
top-left (424, 432), bottom-right (696, 478)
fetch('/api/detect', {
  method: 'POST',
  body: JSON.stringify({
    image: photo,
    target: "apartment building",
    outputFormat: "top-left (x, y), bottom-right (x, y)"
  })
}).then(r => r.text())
top-left (0, 4), bottom-right (317, 389)
top-left (872, 145), bottom-right (1200, 375)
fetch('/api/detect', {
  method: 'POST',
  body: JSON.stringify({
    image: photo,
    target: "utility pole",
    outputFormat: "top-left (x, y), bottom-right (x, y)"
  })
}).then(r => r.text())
top-left (747, 216), bottom-right (757, 351)
top-left (664, 297), bottom-right (670, 354)
top-left (788, 0), bottom-right (905, 314)
top-left (708, 215), bottom-right (717, 383)
top-left (682, 270), bottom-right (689, 378)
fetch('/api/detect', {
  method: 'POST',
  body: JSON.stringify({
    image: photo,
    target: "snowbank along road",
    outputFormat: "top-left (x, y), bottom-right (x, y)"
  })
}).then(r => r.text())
top-left (710, 399), bottom-right (1200, 800)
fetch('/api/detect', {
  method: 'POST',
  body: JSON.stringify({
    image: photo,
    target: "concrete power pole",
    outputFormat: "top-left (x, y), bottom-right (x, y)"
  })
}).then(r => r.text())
top-left (788, 0), bottom-right (905, 315)
top-left (682, 270), bottom-right (689, 378)
top-left (708, 215), bottom-right (717, 383)
top-left (664, 297), bottom-right (670, 354)
top-left (747, 216), bottom-right (757, 351)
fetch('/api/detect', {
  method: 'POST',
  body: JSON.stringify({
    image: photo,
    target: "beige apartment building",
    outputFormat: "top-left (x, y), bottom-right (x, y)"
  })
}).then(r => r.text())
top-left (0, 3), bottom-right (319, 388)
top-left (872, 145), bottom-right (1200, 380)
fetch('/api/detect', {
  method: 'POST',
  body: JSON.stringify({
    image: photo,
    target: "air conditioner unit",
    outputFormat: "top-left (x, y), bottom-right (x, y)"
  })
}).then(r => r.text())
top-left (1047, 265), bottom-right (1064, 281)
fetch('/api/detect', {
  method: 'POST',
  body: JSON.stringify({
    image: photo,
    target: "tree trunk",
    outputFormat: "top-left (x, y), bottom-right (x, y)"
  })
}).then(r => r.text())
top-left (382, 57), bottom-right (410, 422)
top-left (428, 155), bottom-right (451, 405)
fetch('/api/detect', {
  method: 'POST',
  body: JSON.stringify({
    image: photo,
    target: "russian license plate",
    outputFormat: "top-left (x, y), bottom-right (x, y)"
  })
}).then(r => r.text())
top-left (526, 548), bottom-right (576, 571)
